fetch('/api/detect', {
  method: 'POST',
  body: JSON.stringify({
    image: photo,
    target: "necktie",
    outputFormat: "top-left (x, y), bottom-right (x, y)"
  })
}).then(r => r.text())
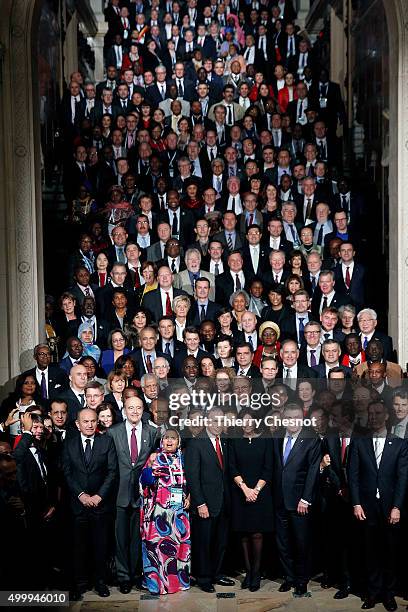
top-left (298, 100), bottom-right (303, 119)
top-left (238, 369), bottom-right (245, 376)
top-left (231, 197), bottom-right (236, 212)
top-left (227, 233), bottom-right (233, 250)
top-left (310, 349), bottom-right (317, 367)
top-left (117, 247), bottom-right (125, 263)
top-left (289, 224), bottom-right (296, 243)
top-left (84, 439), bottom-right (92, 467)
top-left (322, 296), bottom-right (328, 310)
top-left (317, 225), bottom-right (324, 246)
top-left (374, 438), bottom-right (382, 468)
top-left (165, 342), bottom-right (171, 356)
top-left (342, 195), bottom-right (348, 212)
top-left (311, 276), bottom-right (316, 292)
top-left (130, 427), bottom-right (138, 464)
top-left (146, 354), bottom-right (153, 373)
top-left (216, 177), bottom-right (222, 193)
top-left (215, 436), bottom-right (223, 468)
top-left (363, 336), bottom-right (368, 349)
top-left (177, 79), bottom-right (184, 96)
top-left (172, 212), bottom-right (178, 235)
top-left (79, 394), bottom-right (85, 407)
top-left (275, 274), bottom-right (279, 283)
top-left (36, 449), bottom-right (47, 480)
top-left (283, 436), bottom-right (292, 465)
top-left (161, 85), bottom-right (165, 100)
top-left (160, 196), bottom-right (165, 211)
top-left (210, 148), bottom-right (215, 161)
top-left (341, 437), bottom-right (347, 465)
top-left (85, 286), bottom-right (90, 297)
top-left (165, 292), bottom-right (172, 316)
top-left (248, 335), bottom-right (254, 351)
top-left (200, 304), bottom-right (206, 322)
top-left (298, 318), bottom-right (305, 343)
top-left (345, 267), bottom-right (351, 288)
top-left (226, 105), bottom-right (233, 125)
top-left (306, 198), bottom-right (312, 220)
top-left (215, 263), bottom-right (219, 276)
top-left (134, 268), bottom-right (141, 288)
top-left (324, 333), bottom-right (330, 340)
top-left (171, 259), bottom-right (176, 273)
top-left (235, 274), bottom-right (241, 291)
top-left (41, 372), bottom-right (47, 399)
top-left (285, 368), bottom-right (291, 378)
top-left (249, 213), bottom-right (254, 226)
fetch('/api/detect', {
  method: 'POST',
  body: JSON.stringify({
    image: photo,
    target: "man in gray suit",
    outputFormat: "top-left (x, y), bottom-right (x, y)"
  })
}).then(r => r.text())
top-left (107, 395), bottom-right (158, 593)
top-left (173, 247), bottom-right (215, 301)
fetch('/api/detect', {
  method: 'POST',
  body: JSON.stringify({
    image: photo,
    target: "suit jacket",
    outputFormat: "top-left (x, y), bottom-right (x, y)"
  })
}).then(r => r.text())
top-left (62, 431), bottom-right (118, 515)
top-left (215, 270), bottom-right (248, 305)
top-left (59, 356), bottom-right (77, 376)
top-left (234, 363), bottom-right (261, 379)
top-left (184, 433), bottom-right (230, 516)
top-left (208, 101), bottom-right (245, 123)
top-left (107, 421), bottom-right (158, 508)
top-left (312, 363), bottom-right (352, 379)
top-left (188, 299), bottom-right (222, 327)
top-left (212, 230), bottom-right (245, 254)
top-left (172, 348), bottom-right (209, 377)
top-left (142, 287), bottom-right (188, 323)
top-left (241, 243), bottom-right (269, 281)
top-left (173, 269), bottom-right (215, 301)
top-left (158, 208), bottom-right (195, 245)
top-left (23, 366), bottom-right (68, 402)
top-left (333, 192), bottom-right (365, 230)
top-left (277, 363), bottom-right (318, 380)
top-left (56, 386), bottom-right (84, 423)
top-left (334, 262), bottom-right (365, 308)
top-left (128, 348), bottom-right (166, 379)
top-left (311, 289), bottom-right (349, 319)
top-left (14, 432), bottom-right (57, 518)
top-left (272, 430), bottom-right (322, 511)
top-left (146, 241), bottom-right (165, 262)
top-left (145, 82), bottom-right (172, 107)
top-left (348, 435), bottom-right (408, 518)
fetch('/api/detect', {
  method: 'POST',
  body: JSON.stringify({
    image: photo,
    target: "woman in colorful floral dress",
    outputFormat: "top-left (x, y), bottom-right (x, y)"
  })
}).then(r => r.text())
top-left (139, 429), bottom-right (191, 595)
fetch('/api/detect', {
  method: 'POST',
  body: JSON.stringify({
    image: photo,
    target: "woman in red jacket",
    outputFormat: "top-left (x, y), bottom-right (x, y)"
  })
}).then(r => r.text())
top-left (277, 72), bottom-right (298, 113)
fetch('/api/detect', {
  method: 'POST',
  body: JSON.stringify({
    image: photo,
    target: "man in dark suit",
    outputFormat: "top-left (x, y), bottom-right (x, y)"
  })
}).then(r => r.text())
top-left (14, 412), bottom-right (58, 589)
top-left (107, 395), bottom-right (158, 593)
top-left (311, 270), bottom-right (349, 319)
top-left (212, 211), bottom-right (245, 255)
top-left (157, 316), bottom-right (185, 358)
top-left (215, 251), bottom-right (248, 305)
top-left (23, 344), bottom-right (68, 405)
top-left (280, 290), bottom-right (311, 346)
top-left (95, 65), bottom-right (119, 98)
top-left (172, 327), bottom-right (209, 377)
top-left (298, 322), bottom-right (325, 368)
top-left (142, 265), bottom-right (187, 323)
top-left (57, 364), bottom-right (88, 423)
top-left (278, 340), bottom-right (318, 393)
top-left (188, 278), bottom-right (221, 327)
top-left (348, 400), bottom-right (408, 611)
top-left (333, 176), bottom-right (365, 232)
top-left (234, 342), bottom-right (261, 378)
top-left (263, 218), bottom-right (293, 255)
top-left (59, 337), bottom-right (84, 375)
top-left (310, 69), bottom-right (346, 136)
top-left (312, 340), bottom-right (352, 378)
top-left (129, 326), bottom-right (166, 379)
top-left (62, 408), bottom-right (118, 600)
top-left (334, 242), bottom-right (365, 309)
top-left (272, 403), bottom-right (321, 596)
top-left (158, 189), bottom-right (195, 245)
top-left (185, 407), bottom-right (234, 592)
top-left (356, 308), bottom-right (394, 362)
top-left (261, 249), bottom-right (290, 292)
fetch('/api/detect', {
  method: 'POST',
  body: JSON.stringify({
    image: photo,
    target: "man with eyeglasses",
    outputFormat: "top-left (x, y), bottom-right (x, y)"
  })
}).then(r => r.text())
top-left (356, 308), bottom-right (394, 362)
top-left (84, 381), bottom-right (105, 411)
top-left (298, 322), bottom-right (323, 368)
top-left (96, 263), bottom-right (133, 319)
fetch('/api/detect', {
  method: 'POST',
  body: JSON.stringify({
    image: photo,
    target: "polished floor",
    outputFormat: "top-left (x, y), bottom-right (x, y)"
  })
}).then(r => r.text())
top-left (69, 579), bottom-right (408, 611)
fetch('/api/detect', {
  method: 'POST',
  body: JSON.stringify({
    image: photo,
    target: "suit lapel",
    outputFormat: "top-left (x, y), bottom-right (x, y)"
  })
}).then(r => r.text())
top-left (118, 422), bottom-right (132, 467)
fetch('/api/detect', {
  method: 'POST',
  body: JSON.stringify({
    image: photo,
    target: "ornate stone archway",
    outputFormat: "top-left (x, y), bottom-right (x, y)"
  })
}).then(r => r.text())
top-left (0, 0), bottom-right (43, 386)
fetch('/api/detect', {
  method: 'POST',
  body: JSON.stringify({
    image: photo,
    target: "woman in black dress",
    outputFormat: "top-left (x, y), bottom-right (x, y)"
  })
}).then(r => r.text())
top-left (229, 410), bottom-right (273, 591)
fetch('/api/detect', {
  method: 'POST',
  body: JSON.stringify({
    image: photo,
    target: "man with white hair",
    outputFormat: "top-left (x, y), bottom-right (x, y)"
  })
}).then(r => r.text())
top-left (357, 308), bottom-right (394, 360)
top-left (173, 248), bottom-right (215, 299)
top-left (153, 357), bottom-right (171, 389)
top-left (281, 202), bottom-right (301, 246)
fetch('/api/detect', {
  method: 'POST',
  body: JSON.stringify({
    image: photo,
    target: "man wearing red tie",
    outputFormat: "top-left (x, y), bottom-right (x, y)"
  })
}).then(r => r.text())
top-left (185, 407), bottom-right (235, 592)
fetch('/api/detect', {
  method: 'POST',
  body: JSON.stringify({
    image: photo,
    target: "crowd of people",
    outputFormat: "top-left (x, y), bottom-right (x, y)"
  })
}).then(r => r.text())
top-left (0, 0), bottom-right (407, 610)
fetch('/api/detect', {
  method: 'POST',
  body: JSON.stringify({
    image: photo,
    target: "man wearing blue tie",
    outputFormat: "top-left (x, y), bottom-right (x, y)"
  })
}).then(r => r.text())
top-left (272, 403), bottom-right (321, 598)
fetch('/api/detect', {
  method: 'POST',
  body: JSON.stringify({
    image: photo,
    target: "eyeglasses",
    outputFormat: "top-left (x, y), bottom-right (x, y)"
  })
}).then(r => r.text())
top-left (36, 352), bottom-right (50, 357)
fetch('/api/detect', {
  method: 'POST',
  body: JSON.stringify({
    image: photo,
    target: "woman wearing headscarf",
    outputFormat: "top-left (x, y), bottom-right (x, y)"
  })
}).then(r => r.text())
top-left (252, 321), bottom-right (281, 368)
top-left (77, 321), bottom-right (101, 363)
top-left (139, 429), bottom-right (191, 595)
